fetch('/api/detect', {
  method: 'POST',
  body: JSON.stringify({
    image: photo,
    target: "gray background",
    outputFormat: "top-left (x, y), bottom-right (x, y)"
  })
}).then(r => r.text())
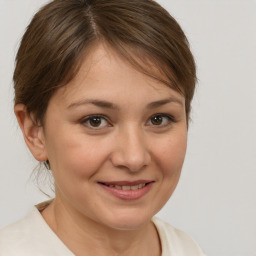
top-left (0, 1), bottom-right (255, 255)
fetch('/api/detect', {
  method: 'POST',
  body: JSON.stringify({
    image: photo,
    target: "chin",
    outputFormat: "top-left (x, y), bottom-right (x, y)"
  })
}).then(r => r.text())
top-left (102, 209), bottom-right (154, 231)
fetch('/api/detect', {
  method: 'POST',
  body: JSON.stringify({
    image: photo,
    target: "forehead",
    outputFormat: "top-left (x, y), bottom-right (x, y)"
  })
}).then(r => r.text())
top-left (50, 43), bottom-right (185, 107)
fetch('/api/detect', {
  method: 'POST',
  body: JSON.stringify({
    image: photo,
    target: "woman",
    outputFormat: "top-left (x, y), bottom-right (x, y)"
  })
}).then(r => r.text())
top-left (0, 0), bottom-right (206, 255)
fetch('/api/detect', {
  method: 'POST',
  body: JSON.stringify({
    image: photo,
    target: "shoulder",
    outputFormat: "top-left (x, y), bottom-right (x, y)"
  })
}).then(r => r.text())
top-left (0, 206), bottom-right (73, 256)
top-left (0, 209), bottom-right (36, 255)
top-left (152, 216), bottom-right (207, 256)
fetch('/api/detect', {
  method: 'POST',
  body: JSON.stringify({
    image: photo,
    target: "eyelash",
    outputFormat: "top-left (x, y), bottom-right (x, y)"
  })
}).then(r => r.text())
top-left (80, 113), bottom-right (175, 130)
top-left (146, 114), bottom-right (175, 127)
top-left (80, 115), bottom-right (110, 129)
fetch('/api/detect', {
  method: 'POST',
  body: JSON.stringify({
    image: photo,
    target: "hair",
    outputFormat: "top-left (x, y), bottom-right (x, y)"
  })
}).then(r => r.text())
top-left (14, 0), bottom-right (196, 125)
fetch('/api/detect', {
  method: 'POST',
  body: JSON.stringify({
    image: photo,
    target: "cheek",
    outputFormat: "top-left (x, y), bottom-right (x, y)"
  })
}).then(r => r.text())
top-left (46, 132), bottom-right (110, 180)
top-left (154, 131), bottom-right (187, 175)
top-left (147, 131), bottom-right (187, 215)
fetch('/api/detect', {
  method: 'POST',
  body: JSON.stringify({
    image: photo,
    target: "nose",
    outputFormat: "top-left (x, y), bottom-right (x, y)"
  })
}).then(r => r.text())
top-left (110, 127), bottom-right (151, 172)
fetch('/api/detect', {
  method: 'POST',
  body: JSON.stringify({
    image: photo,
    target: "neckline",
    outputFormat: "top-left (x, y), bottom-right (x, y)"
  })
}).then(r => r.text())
top-left (34, 201), bottom-right (166, 256)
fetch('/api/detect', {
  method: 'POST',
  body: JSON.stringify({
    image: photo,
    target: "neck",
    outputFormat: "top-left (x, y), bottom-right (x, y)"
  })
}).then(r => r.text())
top-left (41, 198), bottom-right (161, 256)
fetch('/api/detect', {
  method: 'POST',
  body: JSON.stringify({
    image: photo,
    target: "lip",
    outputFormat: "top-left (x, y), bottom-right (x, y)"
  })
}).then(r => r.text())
top-left (97, 180), bottom-right (154, 200)
top-left (98, 180), bottom-right (152, 186)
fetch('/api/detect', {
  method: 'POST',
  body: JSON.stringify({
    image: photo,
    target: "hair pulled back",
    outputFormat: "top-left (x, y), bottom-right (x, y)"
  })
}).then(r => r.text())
top-left (14, 0), bottom-right (196, 124)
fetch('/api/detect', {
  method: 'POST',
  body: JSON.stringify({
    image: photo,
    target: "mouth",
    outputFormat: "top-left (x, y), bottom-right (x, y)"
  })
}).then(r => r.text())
top-left (97, 180), bottom-right (154, 200)
top-left (98, 182), bottom-right (152, 191)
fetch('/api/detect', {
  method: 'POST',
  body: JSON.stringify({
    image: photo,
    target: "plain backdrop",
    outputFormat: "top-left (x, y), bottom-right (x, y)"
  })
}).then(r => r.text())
top-left (0, 1), bottom-right (255, 256)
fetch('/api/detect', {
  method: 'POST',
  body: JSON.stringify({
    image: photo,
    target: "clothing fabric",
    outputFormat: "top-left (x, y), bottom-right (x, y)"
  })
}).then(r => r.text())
top-left (0, 203), bottom-right (206, 256)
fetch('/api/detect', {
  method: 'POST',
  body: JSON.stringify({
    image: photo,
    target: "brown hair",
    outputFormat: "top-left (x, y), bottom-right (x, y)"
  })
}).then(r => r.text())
top-left (14, 0), bottom-right (196, 124)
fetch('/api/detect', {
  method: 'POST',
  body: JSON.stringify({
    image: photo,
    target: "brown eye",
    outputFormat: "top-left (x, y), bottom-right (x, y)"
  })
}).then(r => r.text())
top-left (81, 115), bottom-right (109, 129)
top-left (147, 114), bottom-right (174, 127)
top-left (89, 116), bottom-right (102, 127)
top-left (151, 115), bottom-right (163, 125)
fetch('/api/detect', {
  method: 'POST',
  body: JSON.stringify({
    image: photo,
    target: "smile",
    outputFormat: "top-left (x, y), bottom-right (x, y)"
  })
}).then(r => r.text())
top-left (98, 181), bottom-right (154, 200)
top-left (102, 183), bottom-right (147, 190)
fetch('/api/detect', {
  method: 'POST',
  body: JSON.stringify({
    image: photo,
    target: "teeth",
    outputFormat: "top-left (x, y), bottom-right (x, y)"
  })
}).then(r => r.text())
top-left (131, 185), bottom-right (139, 190)
top-left (106, 184), bottom-right (146, 190)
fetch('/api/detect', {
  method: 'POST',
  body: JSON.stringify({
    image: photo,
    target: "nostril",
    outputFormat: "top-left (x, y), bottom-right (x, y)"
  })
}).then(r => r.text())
top-left (109, 136), bottom-right (151, 172)
top-left (111, 154), bottom-right (151, 172)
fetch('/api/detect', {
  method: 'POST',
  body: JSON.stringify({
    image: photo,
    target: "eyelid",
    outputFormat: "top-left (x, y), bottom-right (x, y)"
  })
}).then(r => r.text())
top-left (79, 113), bottom-right (175, 130)
top-left (146, 113), bottom-right (176, 127)
top-left (80, 114), bottom-right (111, 129)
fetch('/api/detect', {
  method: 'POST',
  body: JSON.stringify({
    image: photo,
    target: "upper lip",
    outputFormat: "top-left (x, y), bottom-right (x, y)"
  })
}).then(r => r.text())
top-left (98, 180), bottom-right (154, 186)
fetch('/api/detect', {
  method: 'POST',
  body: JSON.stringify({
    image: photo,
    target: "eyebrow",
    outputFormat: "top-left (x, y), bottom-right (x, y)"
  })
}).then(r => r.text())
top-left (68, 99), bottom-right (118, 110)
top-left (146, 97), bottom-right (183, 109)
top-left (67, 97), bottom-right (183, 110)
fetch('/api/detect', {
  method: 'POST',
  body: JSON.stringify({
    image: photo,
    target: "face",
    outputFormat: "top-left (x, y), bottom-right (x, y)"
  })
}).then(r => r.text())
top-left (42, 44), bottom-right (187, 230)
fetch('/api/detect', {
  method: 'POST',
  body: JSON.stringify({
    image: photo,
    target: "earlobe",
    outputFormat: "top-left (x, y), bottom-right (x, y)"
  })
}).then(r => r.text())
top-left (14, 104), bottom-right (48, 162)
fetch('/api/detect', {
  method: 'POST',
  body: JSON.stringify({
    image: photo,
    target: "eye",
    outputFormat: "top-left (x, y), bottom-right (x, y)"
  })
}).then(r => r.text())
top-left (147, 114), bottom-right (174, 127)
top-left (81, 115), bottom-right (110, 129)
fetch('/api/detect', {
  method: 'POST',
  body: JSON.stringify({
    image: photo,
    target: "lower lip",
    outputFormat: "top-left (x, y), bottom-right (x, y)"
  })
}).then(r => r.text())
top-left (98, 183), bottom-right (153, 200)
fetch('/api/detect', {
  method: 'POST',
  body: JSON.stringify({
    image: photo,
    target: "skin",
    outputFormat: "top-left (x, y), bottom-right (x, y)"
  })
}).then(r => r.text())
top-left (15, 44), bottom-right (188, 256)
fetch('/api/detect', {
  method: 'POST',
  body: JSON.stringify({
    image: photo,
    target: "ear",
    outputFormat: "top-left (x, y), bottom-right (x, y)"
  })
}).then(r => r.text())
top-left (14, 104), bottom-right (48, 162)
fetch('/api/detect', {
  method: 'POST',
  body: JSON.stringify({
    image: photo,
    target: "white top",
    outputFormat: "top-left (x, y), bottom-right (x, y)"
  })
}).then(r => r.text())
top-left (0, 204), bottom-right (206, 256)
